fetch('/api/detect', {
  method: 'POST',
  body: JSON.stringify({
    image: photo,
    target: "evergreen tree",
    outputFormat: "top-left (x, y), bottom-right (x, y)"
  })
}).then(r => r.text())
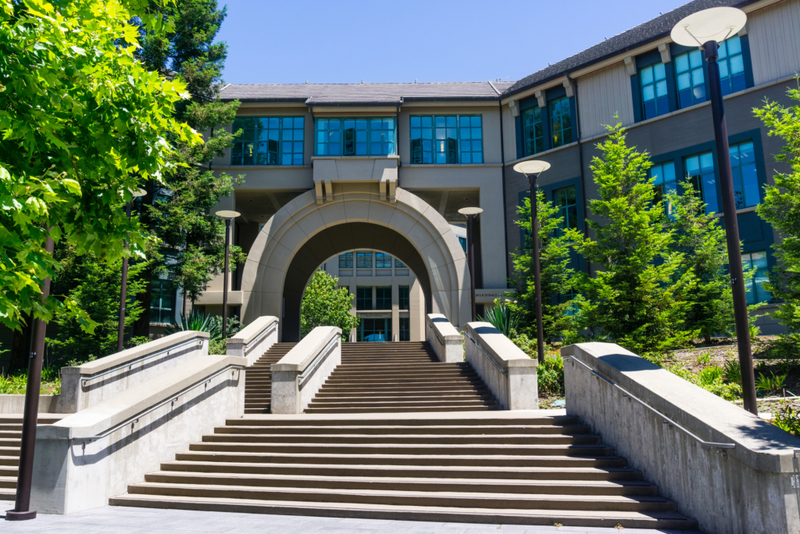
top-left (666, 178), bottom-right (735, 343)
top-left (570, 125), bottom-right (695, 353)
top-left (755, 82), bottom-right (800, 345)
top-left (301, 271), bottom-right (360, 341)
top-left (134, 0), bottom-right (244, 334)
top-left (507, 189), bottom-right (576, 342)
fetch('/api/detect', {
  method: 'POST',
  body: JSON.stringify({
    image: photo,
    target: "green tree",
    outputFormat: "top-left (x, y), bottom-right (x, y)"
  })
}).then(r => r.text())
top-left (570, 125), bottom-right (695, 353)
top-left (47, 246), bottom-right (148, 364)
top-left (667, 178), bottom-right (736, 343)
top-left (755, 81), bottom-right (800, 344)
top-left (134, 0), bottom-right (244, 332)
top-left (301, 271), bottom-right (359, 340)
top-left (0, 0), bottom-right (197, 367)
top-left (507, 189), bottom-right (577, 342)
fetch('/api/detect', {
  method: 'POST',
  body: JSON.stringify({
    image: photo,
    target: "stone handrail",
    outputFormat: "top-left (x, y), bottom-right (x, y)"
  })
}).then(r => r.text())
top-left (464, 322), bottom-right (538, 410)
top-left (32, 354), bottom-right (245, 514)
top-left (58, 330), bottom-right (210, 413)
top-left (562, 342), bottom-right (800, 534)
top-left (226, 315), bottom-right (279, 365)
top-left (271, 326), bottom-right (341, 414)
top-left (425, 313), bottom-right (463, 362)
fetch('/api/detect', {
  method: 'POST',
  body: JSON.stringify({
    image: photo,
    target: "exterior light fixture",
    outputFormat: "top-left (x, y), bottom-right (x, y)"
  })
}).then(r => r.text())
top-left (513, 160), bottom-right (551, 363)
top-left (215, 210), bottom-right (241, 341)
top-left (458, 207), bottom-right (484, 322)
top-left (117, 188), bottom-right (148, 353)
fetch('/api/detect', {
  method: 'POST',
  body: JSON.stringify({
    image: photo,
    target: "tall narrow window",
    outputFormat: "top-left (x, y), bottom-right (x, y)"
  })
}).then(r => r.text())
top-left (522, 106), bottom-right (544, 156)
top-left (376, 286), bottom-right (392, 310)
top-left (651, 162), bottom-right (677, 214)
top-left (742, 251), bottom-right (770, 305)
top-left (399, 286), bottom-right (410, 310)
top-left (356, 287), bottom-right (372, 310)
top-left (675, 50), bottom-right (706, 109)
top-left (339, 253), bottom-right (353, 269)
top-left (685, 152), bottom-right (718, 214)
top-left (316, 118), bottom-right (394, 156)
top-left (231, 117), bottom-right (304, 166)
top-left (410, 115), bottom-right (482, 164)
top-left (399, 317), bottom-right (410, 341)
top-left (150, 280), bottom-right (175, 324)
top-left (549, 97), bottom-right (572, 147)
top-left (640, 63), bottom-right (669, 119)
top-left (552, 185), bottom-right (577, 235)
top-left (730, 141), bottom-right (759, 209)
top-left (719, 36), bottom-right (746, 96)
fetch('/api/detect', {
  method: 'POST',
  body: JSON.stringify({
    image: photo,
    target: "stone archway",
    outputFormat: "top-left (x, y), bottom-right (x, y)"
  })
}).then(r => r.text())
top-left (240, 184), bottom-right (470, 341)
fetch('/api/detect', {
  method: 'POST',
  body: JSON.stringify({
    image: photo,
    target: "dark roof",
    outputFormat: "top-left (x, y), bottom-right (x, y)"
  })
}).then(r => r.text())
top-left (503, 0), bottom-right (756, 98)
top-left (221, 81), bottom-right (516, 104)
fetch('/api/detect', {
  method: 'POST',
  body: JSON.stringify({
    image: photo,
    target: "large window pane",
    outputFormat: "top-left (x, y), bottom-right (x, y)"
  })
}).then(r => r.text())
top-left (674, 50), bottom-right (706, 109)
top-left (742, 251), bottom-right (770, 305)
top-left (719, 36), bottom-right (746, 96)
top-left (356, 252), bottom-right (373, 269)
top-left (522, 106), bottom-right (544, 156)
top-left (339, 252), bottom-right (353, 269)
top-left (376, 286), bottom-right (392, 310)
top-left (549, 97), bottom-right (572, 147)
top-left (685, 152), bottom-right (718, 214)
top-left (232, 116), bottom-right (304, 166)
top-left (651, 162), bottom-right (677, 215)
top-left (552, 185), bottom-right (578, 235)
top-left (399, 286), bottom-right (410, 310)
top-left (730, 141), bottom-right (759, 209)
top-left (316, 117), bottom-right (395, 157)
top-left (410, 115), bottom-right (482, 164)
top-left (375, 253), bottom-right (392, 268)
top-left (640, 63), bottom-right (670, 119)
top-left (356, 287), bottom-right (372, 310)
top-left (150, 280), bottom-right (175, 324)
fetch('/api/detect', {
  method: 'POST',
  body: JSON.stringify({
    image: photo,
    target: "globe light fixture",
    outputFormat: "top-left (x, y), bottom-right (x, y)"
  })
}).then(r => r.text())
top-left (216, 210), bottom-right (241, 340)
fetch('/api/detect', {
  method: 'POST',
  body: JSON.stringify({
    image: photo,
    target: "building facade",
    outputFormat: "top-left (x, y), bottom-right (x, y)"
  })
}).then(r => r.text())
top-left (194, 0), bottom-right (800, 340)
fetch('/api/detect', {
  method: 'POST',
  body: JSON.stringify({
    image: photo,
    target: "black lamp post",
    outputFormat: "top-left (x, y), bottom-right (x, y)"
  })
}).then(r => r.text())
top-left (513, 160), bottom-right (551, 363)
top-left (672, 7), bottom-right (758, 415)
top-left (117, 189), bottom-right (147, 353)
top-left (215, 210), bottom-right (241, 340)
top-left (458, 207), bottom-right (483, 322)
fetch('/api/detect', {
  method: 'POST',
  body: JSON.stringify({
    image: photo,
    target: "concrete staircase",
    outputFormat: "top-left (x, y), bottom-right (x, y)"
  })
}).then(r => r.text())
top-left (244, 343), bottom-right (297, 415)
top-left (305, 341), bottom-right (501, 413)
top-left (0, 414), bottom-right (63, 500)
top-left (110, 412), bottom-right (698, 530)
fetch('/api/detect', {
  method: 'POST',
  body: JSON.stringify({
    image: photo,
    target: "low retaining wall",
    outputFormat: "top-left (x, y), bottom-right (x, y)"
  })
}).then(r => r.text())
top-left (58, 331), bottom-right (210, 413)
top-left (31, 354), bottom-right (245, 514)
top-left (226, 315), bottom-right (278, 365)
top-left (425, 313), bottom-right (463, 363)
top-left (0, 394), bottom-right (59, 414)
top-left (271, 327), bottom-right (341, 414)
top-left (464, 322), bottom-right (538, 410)
top-left (562, 342), bottom-right (800, 534)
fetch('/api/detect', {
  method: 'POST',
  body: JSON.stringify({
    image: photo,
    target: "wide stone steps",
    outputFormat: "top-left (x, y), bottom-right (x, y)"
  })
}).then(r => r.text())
top-left (111, 412), bottom-right (698, 530)
top-left (305, 341), bottom-right (501, 413)
top-left (0, 414), bottom-right (63, 500)
top-left (244, 343), bottom-right (297, 414)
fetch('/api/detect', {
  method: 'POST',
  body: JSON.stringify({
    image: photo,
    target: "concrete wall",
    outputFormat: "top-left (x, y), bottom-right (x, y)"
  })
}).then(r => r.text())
top-left (271, 326), bottom-right (341, 414)
top-left (464, 322), bottom-right (538, 410)
top-left (0, 394), bottom-right (59, 414)
top-left (563, 342), bottom-right (800, 534)
top-left (58, 331), bottom-right (210, 414)
top-left (226, 315), bottom-right (278, 365)
top-left (32, 355), bottom-right (245, 514)
top-left (425, 313), bottom-right (463, 363)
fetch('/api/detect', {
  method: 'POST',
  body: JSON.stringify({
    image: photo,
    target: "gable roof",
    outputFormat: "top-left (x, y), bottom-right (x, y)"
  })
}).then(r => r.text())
top-left (502, 0), bottom-right (756, 98)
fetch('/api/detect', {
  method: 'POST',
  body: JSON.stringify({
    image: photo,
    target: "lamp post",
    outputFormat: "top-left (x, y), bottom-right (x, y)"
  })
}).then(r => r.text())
top-left (117, 189), bottom-right (147, 353)
top-left (671, 7), bottom-right (758, 415)
top-left (513, 160), bottom-right (551, 363)
top-left (215, 210), bottom-right (241, 340)
top-left (458, 207), bottom-right (483, 322)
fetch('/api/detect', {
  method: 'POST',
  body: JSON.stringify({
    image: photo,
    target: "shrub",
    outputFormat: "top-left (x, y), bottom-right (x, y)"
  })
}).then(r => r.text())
top-left (723, 359), bottom-right (742, 385)
top-left (756, 371), bottom-right (787, 396)
top-left (773, 401), bottom-right (800, 436)
top-left (537, 354), bottom-right (565, 398)
top-left (479, 301), bottom-right (519, 337)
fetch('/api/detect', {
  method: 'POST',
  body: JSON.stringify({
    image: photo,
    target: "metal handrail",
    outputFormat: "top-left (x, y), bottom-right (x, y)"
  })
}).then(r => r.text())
top-left (299, 336), bottom-right (338, 381)
top-left (80, 338), bottom-right (203, 388)
top-left (566, 356), bottom-right (735, 450)
top-left (425, 317), bottom-right (446, 347)
top-left (465, 331), bottom-right (507, 375)
top-left (236, 320), bottom-right (277, 356)
top-left (74, 364), bottom-right (243, 443)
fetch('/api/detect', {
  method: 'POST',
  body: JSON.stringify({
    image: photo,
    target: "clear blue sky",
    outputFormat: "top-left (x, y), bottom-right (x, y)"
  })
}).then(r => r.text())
top-left (216, 0), bottom-right (691, 85)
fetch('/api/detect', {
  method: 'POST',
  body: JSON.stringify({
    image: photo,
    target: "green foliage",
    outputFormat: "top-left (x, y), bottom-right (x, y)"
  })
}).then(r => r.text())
top-left (537, 353), bottom-right (565, 397)
top-left (479, 301), bottom-right (519, 337)
top-left (300, 271), bottom-right (360, 340)
top-left (723, 359), bottom-right (742, 384)
top-left (508, 190), bottom-right (577, 341)
top-left (772, 401), bottom-right (800, 436)
top-left (136, 0), bottom-right (245, 308)
top-left (696, 351), bottom-right (712, 366)
top-left (0, 0), bottom-right (198, 332)
top-left (756, 371), bottom-right (787, 395)
top-left (569, 125), bottom-right (695, 354)
top-left (666, 178), bottom-right (736, 342)
top-left (755, 81), bottom-right (800, 350)
top-left (665, 362), bottom-right (742, 401)
top-left (46, 245), bottom-right (148, 365)
top-left (0, 367), bottom-right (61, 395)
top-left (165, 310), bottom-right (241, 342)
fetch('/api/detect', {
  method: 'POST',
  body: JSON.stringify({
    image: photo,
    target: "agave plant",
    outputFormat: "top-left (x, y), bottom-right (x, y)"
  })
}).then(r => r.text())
top-left (478, 301), bottom-right (518, 337)
top-left (165, 311), bottom-right (222, 340)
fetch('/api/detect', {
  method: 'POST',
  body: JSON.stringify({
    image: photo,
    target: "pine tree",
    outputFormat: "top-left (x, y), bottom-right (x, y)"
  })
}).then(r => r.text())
top-left (755, 81), bottom-right (800, 346)
top-left (570, 125), bottom-right (695, 353)
top-left (508, 189), bottom-right (576, 342)
top-left (667, 178), bottom-right (735, 343)
top-left (134, 0), bottom-right (244, 334)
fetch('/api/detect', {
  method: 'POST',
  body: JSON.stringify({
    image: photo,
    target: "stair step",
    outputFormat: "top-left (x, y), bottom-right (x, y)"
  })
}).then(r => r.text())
top-left (213, 424), bottom-right (592, 435)
top-left (200, 433), bottom-right (602, 445)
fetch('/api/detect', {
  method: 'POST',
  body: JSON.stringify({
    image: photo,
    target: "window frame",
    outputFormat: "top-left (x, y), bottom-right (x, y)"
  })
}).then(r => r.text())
top-left (409, 115), bottom-right (483, 164)
top-left (315, 117), bottom-right (396, 157)
top-left (375, 286), bottom-right (392, 310)
top-left (150, 279), bottom-right (175, 325)
top-left (398, 285), bottom-right (410, 310)
top-left (231, 116), bottom-right (305, 166)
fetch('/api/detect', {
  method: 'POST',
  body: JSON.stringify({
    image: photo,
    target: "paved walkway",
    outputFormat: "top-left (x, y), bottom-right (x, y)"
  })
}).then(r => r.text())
top-left (0, 506), bottom-right (700, 534)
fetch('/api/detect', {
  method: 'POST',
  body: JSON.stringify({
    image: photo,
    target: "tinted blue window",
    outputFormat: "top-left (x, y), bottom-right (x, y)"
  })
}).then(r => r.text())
top-left (231, 116), bottom-right (304, 166)
top-left (685, 152), bottom-right (718, 214)
top-left (522, 106), bottom-right (543, 156)
top-left (675, 50), bottom-right (706, 109)
top-left (410, 115), bottom-right (482, 164)
top-left (730, 141), bottom-right (759, 209)
top-left (719, 36), bottom-right (746, 96)
top-left (549, 97), bottom-right (572, 147)
top-left (640, 63), bottom-right (669, 119)
top-left (742, 251), bottom-right (770, 305)
top-left (651, 162), bottom-right (677, 215)
top-left (317, 117), bottom-right (395, 156)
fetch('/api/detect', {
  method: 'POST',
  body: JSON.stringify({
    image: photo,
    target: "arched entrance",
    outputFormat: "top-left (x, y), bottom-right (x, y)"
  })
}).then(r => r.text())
top-left (240, 184), bottom-right (469, 341)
